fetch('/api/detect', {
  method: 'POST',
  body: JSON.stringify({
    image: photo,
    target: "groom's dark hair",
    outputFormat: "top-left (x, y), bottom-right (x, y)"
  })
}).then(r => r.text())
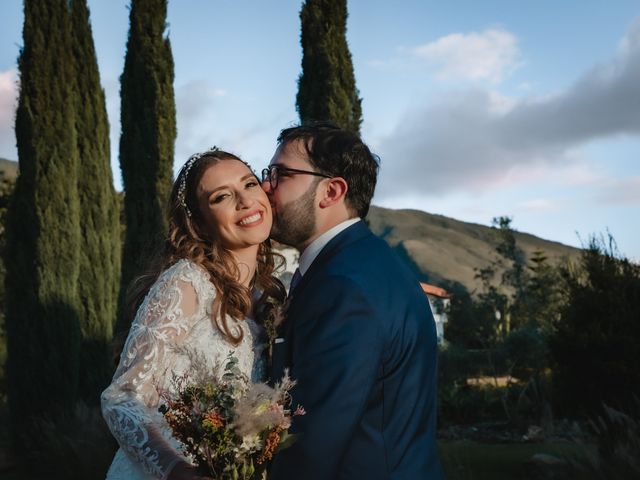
top-left (277, 121), bottom-right (380, 218)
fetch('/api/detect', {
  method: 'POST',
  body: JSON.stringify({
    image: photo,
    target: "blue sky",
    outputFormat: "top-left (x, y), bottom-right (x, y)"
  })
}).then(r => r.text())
top-left (1, 1), bottom-right (639, 259)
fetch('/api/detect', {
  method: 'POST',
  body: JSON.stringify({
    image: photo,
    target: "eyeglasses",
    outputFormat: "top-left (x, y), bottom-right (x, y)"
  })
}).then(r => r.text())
top-left (261, 165), bottom-right (332, 190)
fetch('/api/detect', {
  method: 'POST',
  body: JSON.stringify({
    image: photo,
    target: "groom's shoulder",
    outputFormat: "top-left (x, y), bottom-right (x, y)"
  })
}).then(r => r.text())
top-left (327, 227), bottom-right (414, 286)
top-left (336, 221), bottom-right (392, 255)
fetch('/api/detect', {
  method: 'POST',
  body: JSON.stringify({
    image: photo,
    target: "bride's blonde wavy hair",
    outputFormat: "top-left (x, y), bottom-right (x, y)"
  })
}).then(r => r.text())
top-left (125, 150), bottom-right (286, 346)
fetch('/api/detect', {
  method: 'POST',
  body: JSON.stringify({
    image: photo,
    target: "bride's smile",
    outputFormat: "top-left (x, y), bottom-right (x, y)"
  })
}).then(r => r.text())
top-left (196, 159), bottom-right (272, 252)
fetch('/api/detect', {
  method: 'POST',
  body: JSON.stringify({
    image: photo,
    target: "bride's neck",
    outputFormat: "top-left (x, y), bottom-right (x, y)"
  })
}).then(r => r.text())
top-left (230, 245), bottom-right (259, 288)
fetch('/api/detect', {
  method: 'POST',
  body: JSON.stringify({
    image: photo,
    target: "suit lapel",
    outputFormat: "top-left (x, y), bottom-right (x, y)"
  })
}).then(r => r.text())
top-left (269, 220), bottom-right (372, 384)
top-left (290, 220), bottom-right (371, 301)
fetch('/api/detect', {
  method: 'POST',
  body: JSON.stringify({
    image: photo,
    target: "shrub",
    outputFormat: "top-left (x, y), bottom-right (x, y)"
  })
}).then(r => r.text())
top-left (502, 326), bottom-right (549, 381)
top-left (550, 235), bottom-right (640, 418)
top-left (21, 402), bottom-right (117, 480)
top-left (439, 382), bottom-right (507, 426)
top-left (565, 400), bottom-right (640, 479)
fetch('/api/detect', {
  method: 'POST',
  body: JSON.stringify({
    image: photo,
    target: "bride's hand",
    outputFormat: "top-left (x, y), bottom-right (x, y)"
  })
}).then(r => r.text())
top-left (168, 461), bottom-right (213, 480)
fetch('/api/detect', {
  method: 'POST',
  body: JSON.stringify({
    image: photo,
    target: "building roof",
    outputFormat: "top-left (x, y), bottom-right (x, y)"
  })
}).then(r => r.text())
top-left (420, 282), bottom-right (451, 298)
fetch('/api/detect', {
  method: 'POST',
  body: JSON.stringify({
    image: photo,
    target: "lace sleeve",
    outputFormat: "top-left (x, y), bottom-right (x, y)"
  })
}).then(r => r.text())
top-left (101, 261), bottom-right (204, 480)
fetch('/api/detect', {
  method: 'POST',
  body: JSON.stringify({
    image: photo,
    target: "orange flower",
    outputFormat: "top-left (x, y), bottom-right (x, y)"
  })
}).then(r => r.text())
top-left (257, 425), bottom-right (284, 464)
top-left (203, 410), bottom-right (225, 429)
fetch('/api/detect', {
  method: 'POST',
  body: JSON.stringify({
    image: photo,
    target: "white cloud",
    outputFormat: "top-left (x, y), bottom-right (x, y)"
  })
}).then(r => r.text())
top-left (175, 80), bottom-right (231, 162)
top-left (486, 90), bottom-right (517, 114)
top-left (413, 28), bottom-right (522, 83)
top-left (619, 17), bottom-right (640, 55)
top-left (102, 77), bottom-right (122, 189)
top-left (0, 69), bottom-right (17, 125)
top-left (176, 80), bottom-right (228, 120)
top-left (367, 59), bottom-right (388, 68)
top-left (513, 198), bottom-right (557, 213)
top-left (377, 19), bottom-right (640, 198)
top-left (173, 81), bottom-right (292, 173)
top-left (597, 176), bottom-right (640, 204)
top-left (0, 69), bottom-right (18, 160)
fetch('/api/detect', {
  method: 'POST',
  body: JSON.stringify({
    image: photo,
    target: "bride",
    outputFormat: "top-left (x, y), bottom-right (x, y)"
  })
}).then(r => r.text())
top-left (101, 148), bottom-right (285, 480)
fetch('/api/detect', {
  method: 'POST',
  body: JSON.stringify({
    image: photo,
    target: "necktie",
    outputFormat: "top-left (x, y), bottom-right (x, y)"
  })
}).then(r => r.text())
top-left (289, 268), bottom-right (302, 296)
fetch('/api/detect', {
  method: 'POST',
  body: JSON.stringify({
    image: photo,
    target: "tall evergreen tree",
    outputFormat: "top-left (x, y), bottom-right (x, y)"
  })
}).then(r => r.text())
top-left (71, 0), bottom-right (121, 404)
top-left (117, 0), bottom-right (176, 334)
top-left (297, 0), bottom-right (363, 134)
top-left (0, 172), bottom-right (15, 396)
top-left (6, 0), bottom-right (81, 439)
top-left (551, 235), bottom-right (640, 417)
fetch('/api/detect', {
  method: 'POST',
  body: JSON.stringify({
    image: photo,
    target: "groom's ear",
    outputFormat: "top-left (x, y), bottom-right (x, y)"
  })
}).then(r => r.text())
top-left (319, 177), bottom-right (348, 208)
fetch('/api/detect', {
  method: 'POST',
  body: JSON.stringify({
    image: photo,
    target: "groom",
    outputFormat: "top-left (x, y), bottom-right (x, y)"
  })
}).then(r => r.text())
top-left (262, 122), bottom-right (443, 479)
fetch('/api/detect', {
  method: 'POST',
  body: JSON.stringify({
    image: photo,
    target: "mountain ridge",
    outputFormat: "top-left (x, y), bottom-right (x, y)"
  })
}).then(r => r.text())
top-left (366, 205), bottom-right (581, 293)
top-left (0, 158), bottom-right (17, 181)
top-left (0, 157), bottom-right (581, 294)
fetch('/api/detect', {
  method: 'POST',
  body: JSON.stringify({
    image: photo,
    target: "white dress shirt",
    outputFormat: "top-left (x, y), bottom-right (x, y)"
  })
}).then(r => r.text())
top-left (297, 217), bottom-right (361, 277)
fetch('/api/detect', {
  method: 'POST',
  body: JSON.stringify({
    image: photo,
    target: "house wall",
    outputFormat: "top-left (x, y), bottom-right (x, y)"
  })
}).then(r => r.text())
top-left (427, 296), bottom-right (449, 344)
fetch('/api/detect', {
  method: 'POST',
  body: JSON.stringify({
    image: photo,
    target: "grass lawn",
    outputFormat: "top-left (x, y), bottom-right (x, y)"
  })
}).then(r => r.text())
top-left (0, 469), bottom-right (27, 480)
top-left (439, 440), bottom-right (587, 480)
top-left (0, 440), bottom-right (588, 480)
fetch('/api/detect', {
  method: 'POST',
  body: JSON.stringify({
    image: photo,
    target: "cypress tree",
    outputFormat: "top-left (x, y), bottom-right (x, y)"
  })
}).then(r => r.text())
top-left (297, 0), bottom-right (363, 134)
top-left (0, 172), bottom-right (14, 393)
top-left (117, 0), bottom-right (176, 335)
top-left (6, 0), bottom-right (81, 439)
top-left (70, 0), bottom-right (121, 404)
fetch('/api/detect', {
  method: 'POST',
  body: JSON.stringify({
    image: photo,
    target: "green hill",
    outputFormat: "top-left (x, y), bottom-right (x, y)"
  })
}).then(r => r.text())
top-left (0, 158), bottom-right (17, 181)
top-left (367, 205), bottom-right (581, 294)
top-left (0, 166), bottom-right (580, 296)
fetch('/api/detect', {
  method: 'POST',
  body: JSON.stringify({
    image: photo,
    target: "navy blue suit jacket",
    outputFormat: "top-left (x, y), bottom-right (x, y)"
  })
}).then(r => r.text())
top-left (270, 221), bottom-right (443, 479)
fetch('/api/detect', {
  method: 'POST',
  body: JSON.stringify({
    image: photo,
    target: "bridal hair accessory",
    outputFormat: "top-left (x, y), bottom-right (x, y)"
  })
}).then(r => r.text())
top-left (178, 146), bottom-right (220, 217)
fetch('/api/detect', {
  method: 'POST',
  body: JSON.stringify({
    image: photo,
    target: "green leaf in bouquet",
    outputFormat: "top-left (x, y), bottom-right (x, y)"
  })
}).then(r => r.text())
top-left (225, 463), bottom-right (239, 480)
top-left (202, 382), bottom-right (217, 397)
top-left (225, 355), bottom-right (239, 369)
top-left (159, 353), bottom-right (301, 480)
top-left (276, 431), bottom-right (300, 452)
top-left (222, 368), bottom-right (243, 382)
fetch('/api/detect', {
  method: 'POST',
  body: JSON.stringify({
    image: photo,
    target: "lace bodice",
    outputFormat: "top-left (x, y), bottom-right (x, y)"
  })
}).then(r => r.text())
top-left (101, 259), bottom-right (265, 480)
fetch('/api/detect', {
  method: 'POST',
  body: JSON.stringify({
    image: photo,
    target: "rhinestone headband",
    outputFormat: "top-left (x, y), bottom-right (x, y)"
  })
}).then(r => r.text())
top-left (177, 146), bottom-right (219, 217)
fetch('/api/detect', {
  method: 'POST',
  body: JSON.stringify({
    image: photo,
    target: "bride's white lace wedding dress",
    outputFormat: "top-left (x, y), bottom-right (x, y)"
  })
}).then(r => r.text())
top-left (101, 259), bottom-right (267, 480)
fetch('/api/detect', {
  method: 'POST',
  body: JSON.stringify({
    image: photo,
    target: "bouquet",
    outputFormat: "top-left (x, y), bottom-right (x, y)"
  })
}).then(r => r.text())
top-left (159, 355), bottom-right (304, 479)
